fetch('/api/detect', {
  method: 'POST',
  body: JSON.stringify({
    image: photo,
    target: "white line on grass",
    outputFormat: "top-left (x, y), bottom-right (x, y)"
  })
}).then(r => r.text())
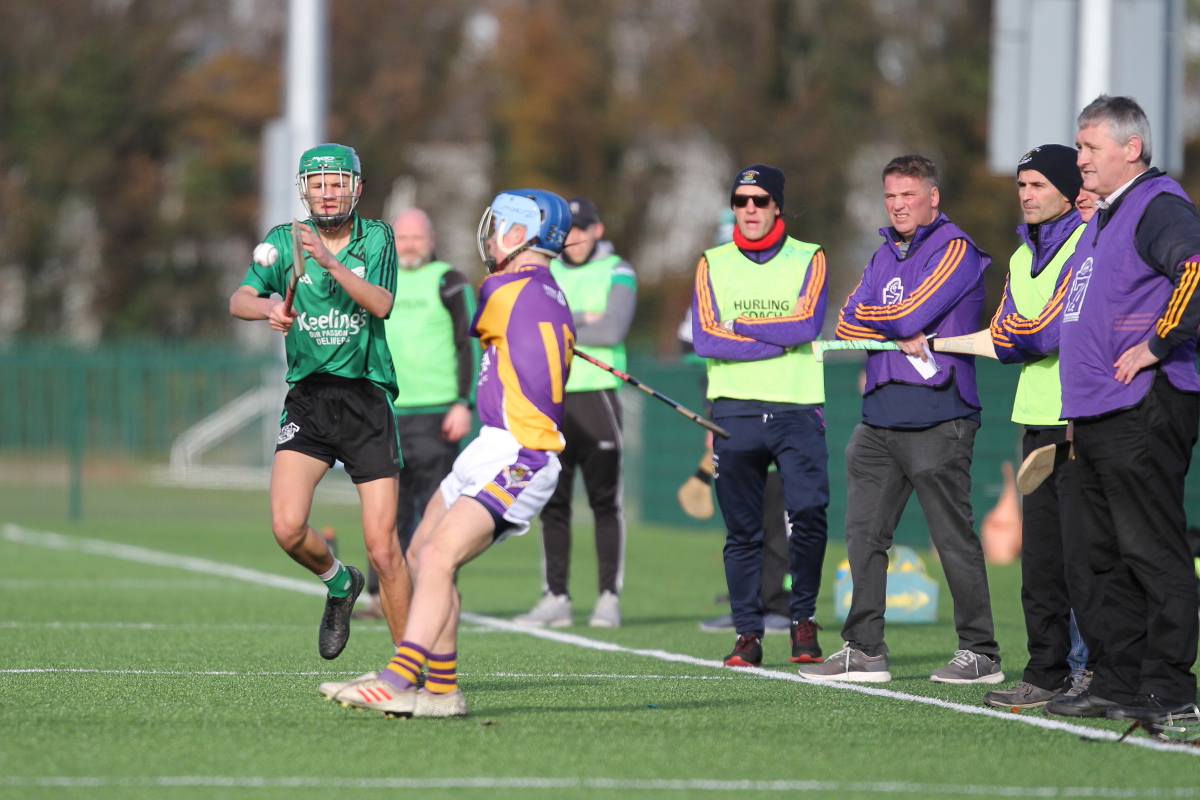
top-left (0, 668), bottom-right (735, 680)
top-left (4, 523), bottom-right (1196, 759)
top-left (0, 777), bottom-right (1196, 795)
top-left (0, 524), bottom-right (325, 596)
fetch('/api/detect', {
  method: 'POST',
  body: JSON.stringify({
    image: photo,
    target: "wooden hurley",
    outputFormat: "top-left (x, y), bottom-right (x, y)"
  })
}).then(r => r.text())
top-left (811, 329), bottom-right (998, 362)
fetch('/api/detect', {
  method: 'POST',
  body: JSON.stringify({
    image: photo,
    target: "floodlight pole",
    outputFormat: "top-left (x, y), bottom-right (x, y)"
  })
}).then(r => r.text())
top-left (1076, 0), bottom-right (1113, 111)
top-left (286, 0), bottom-right (328, 192)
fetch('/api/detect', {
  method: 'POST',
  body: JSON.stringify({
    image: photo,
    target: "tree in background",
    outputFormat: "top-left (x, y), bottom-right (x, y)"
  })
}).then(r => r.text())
top-left (1, 0), bottom-right (1197, 349)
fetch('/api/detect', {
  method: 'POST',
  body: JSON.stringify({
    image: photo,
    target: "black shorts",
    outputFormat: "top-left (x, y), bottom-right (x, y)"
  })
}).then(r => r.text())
top-left (276, 374), bottom-right (402, 484)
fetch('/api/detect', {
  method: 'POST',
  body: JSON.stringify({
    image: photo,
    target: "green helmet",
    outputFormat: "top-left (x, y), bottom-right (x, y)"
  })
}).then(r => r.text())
top-left (296, 143), bottom-right (362, 231)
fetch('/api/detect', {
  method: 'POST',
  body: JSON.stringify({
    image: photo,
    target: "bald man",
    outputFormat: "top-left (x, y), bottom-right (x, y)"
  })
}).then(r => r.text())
top-left (355, 208), bottom-right (481, 619)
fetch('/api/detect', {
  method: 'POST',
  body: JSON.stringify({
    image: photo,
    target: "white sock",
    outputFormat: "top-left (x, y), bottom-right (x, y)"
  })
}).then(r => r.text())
top-left (317, 559), bottom-right (343, 583)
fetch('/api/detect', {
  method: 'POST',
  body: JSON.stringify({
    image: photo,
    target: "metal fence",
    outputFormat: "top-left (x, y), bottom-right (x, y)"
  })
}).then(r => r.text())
top-left (0, 343), bottom-right (276, 455)
top-left (4, 343), bottom-right (1199, 544)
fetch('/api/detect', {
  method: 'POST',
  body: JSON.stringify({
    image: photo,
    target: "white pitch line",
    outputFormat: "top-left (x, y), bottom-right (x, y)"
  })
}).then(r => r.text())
top-left (4, 522), bottom-right (1197, 758)
top-left (0, 668), bottom-right (733, 681)
top-left (0, 777), bottom-right (1196, 795)
top-left (0, 524), bottom-right (325, 596)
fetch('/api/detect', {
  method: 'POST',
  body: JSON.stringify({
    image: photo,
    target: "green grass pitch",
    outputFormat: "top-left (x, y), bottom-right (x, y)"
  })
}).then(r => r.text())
top-left (1, 479), bottom-right (1198, 799)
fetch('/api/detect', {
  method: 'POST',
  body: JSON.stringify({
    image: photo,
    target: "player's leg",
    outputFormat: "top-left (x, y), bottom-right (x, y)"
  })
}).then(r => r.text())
top-left (901, 420), bottom-right (1002, 684)
top-left (269, 450), bottom-right (334, 573)
top-left (759, 471), bottom-right (791, 629)
top-left (357, 475), bottom-right (410, 646)
top-left (984, 427), bottom-right (1072, 708)
top-left (517, 398), bottom-right (579, 627)
top-left (1089, 382), bottom-right (1199, 721)
top-left (800, 423), bottom-right (904, 682)
top-left (766, 408), bottom-right (830, 664)
top-left (712, 414), bottom-right (772, 666)
top-left (577, 389), bottom-right (625, 627)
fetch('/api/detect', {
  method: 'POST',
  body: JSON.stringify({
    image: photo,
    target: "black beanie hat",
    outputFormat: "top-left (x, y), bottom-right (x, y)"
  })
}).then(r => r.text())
top-left (731, 164), bottom-right (785, 211)
top-left (1017, 145), bottom-right (1082, 204)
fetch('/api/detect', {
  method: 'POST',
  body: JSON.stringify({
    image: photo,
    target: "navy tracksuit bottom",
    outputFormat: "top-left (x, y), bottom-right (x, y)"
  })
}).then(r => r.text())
top-left (713, 408), bottom-right (830, 637)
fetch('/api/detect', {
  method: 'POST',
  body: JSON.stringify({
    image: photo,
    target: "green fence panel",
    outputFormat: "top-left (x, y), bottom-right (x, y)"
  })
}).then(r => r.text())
top-left (0, 342), bottom-right (277, 457)
top-left (629, 355), bottom-right (1200, 543)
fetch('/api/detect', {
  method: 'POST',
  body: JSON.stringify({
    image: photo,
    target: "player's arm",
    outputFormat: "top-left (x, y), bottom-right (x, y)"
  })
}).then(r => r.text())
top-left (301, 227), bottom-right (395, 318)
top-left (990, 270), bottom-right (1070, 364)
top-left (231, 235), bottom-right (296, 332)
top-left (575, 260), bottom-right (637, 346)
top-left (1138, 195), bottom-right (1200, 357)
top-left (1116, 195), bottom-right (1200, 383)
top-left (851, 239), bottom-right (981, 340)
top-left (835, 271), bottom-right (887, 341)
top-left (732, 249), bottom-right (827, 347)
top-left (441, 270), bottom-right (479, 442)
top-left (691, 256), bottom-right (786, 361)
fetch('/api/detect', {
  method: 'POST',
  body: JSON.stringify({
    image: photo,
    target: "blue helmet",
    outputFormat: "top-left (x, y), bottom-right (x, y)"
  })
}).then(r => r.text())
top-left (476, 188), bottom-right (572, 272)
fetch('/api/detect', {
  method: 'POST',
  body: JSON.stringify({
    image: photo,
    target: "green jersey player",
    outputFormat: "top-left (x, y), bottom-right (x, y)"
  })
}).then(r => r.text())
top-left (230, 143), bottom-right (410, 663)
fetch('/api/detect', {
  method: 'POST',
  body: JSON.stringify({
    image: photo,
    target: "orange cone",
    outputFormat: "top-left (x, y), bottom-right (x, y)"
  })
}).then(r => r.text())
top-left (981, 461), bottom-right (1022, 565)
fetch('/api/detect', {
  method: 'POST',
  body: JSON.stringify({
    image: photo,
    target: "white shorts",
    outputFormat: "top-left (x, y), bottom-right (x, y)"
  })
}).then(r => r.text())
top-left (439, 426), bottom-right (561, 542)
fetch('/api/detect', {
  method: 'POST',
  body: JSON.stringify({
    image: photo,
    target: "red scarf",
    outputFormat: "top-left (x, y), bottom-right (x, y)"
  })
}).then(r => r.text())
top-left (732, 216), bottom-right (785, 251)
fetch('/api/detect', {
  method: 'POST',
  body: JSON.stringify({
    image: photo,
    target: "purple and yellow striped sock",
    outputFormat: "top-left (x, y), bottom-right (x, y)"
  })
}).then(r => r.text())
top-left (379, 641), bottom-right (429, 691)
top-left (425, 651), bottom-right (458, 694)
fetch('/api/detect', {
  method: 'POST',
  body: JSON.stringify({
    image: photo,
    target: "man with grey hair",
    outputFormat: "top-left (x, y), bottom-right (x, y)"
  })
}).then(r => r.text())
top-left (1045, 95), bottom-right (1200, 723)
top-left (354, 208), bottom-right (481, 620)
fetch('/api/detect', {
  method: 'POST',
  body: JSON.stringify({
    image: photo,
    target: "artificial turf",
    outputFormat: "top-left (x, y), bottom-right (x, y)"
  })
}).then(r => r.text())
top-left (1, 478), bottom-right (1198, 800)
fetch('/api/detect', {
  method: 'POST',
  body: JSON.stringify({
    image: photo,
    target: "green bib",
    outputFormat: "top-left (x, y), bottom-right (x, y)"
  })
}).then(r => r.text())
top-left (1008, 224), bottom-right (1085, 425)
top-left (385, 261), bottom-right (459, 409)
top-left (704, 239), bottom-right (825, 404)
top-left (550, 254), bottom-right (625, 392)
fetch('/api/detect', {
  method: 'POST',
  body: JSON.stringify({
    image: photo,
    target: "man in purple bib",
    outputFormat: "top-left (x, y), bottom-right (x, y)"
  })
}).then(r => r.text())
top-left (1044, 96), bottom-right (1200, 723)
top-left (799, 155), bottom-right (1002, 685)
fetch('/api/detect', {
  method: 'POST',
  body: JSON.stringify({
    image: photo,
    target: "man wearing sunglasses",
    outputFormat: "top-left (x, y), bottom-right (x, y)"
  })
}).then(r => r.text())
top-left (691, 164), bottom-right (830, 668)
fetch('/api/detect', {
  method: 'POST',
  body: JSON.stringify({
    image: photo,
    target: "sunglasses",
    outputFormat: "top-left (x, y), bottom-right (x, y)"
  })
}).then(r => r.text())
top-left (731, 194), bottom-right (773, 209)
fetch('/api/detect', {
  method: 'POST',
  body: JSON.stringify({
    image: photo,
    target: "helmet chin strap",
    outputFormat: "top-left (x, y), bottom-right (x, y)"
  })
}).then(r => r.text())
top-left (492, 238), bottom-right (536, 273)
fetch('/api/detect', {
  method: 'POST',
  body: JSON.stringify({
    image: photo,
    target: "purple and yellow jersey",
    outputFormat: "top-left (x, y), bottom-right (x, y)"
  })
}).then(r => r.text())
top-left (471, 264), bottom-right (575, 452)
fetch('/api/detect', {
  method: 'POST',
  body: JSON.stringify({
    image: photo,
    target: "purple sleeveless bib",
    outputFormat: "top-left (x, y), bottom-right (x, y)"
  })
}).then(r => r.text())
top-left (1059, 174), bottom-right (1200, 420)
top-left (862, 216), bottom-right (989, 407)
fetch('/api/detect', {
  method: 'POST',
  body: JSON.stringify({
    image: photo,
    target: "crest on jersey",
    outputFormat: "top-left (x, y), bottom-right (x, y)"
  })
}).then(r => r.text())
top-left (351, 266), bottom-right (366, 278)
top-left (502, 464), bottom-right (532, 489)
top-left (883, 277), bottom-right (904, 305)
top-left (543, 284), bottom-right (567, 306)
top-left (1063, 257), bottom-right (1094, 323)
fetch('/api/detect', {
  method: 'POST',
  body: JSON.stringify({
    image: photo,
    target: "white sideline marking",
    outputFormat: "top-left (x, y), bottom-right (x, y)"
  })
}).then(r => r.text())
top-left (0, 524), bottom-right (325, 596)
top-left (0, 668), bottom-right (733, 680)
top-left (0, 777), bottom-right (1196, 795)
top-left (4, 523), bottom-right (1197, 758)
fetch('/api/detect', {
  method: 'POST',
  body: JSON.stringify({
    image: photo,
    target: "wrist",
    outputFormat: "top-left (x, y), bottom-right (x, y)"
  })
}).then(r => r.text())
top-left (1148, 335), bottom-right (1171, 360)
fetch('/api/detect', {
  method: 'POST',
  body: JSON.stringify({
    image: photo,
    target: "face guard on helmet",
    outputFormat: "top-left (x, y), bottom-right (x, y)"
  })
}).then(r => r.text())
top-left (296, 143), bottom-right (362, 232)
top-left (476, 189), bottom-right (572, 273)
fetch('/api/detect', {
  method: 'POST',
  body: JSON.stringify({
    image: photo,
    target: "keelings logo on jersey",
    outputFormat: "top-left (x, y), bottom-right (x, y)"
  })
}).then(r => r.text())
top-left (278, 422), bottom-right (300, 444)
top-left (738, 170), bottom-right (759, 184)
top-left (295, 308), bottom-right (369, 335)
top-left (883, 277), bottom-right (904, 304)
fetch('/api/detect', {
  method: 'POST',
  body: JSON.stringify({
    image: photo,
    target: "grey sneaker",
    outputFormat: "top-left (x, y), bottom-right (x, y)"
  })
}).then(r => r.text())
top-left (797, 644), bottom-right (891, 683)
top-left (413, 687), bottom-right (468, 718)
top-left (983, 681), bottom-right (1057, 708)
top-left (513, 593), bottom-right (572, 628)
top-left (763, 613), bottom-right (791, 633)
top-left (699, 613), bottom-right (734, 632)
top-left (588, 591), bottom-right (620, 628)
top-left (1053, 669), bottom-right (1093, 701)
top-left (930, 650), bottom-right (1005, 684)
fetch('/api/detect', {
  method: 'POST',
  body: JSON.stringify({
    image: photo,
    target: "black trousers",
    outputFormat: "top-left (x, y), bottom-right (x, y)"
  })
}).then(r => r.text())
top-left (539, 389), bottom-right (625, 596)
top-left (1074, 377), bottom-right (1200, 705)
top-left (1019, 427), bottom-right (1099, 690)
top-left (713, 408), bottom-right (829, 636)
top-left (365, 412), bottom-right (458, 596)
top-left (760, 471), bottom-right (790, 617)
top-left (842, 419), bottom-right (998, 659)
